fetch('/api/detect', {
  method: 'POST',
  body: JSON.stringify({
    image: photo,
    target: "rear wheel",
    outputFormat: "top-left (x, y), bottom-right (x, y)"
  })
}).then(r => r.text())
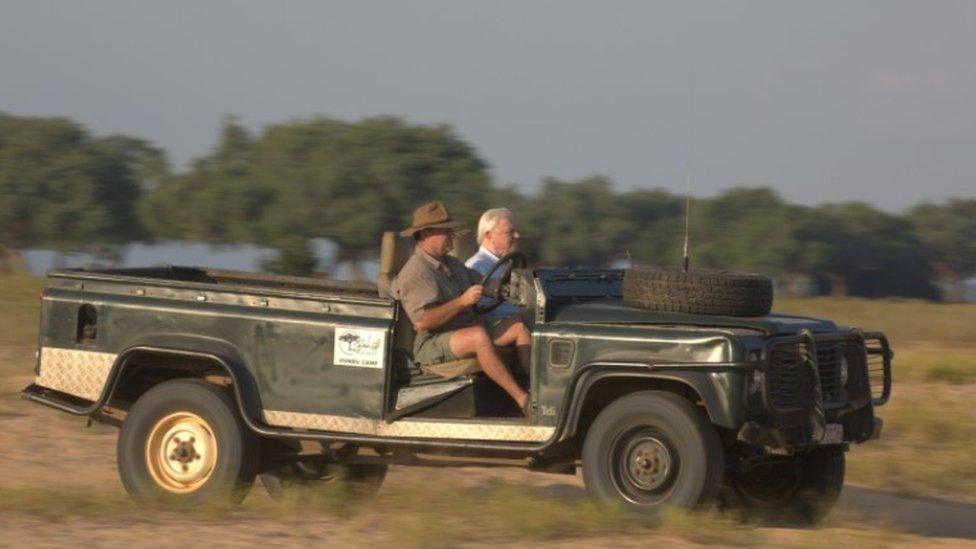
top-left (725, 445), bottom-right (845, 524)
top-left (117, 379), bottom-right (258, 505)
top-left (260, 459), bottom-right (387, 502)
top-left (582, 391), bottom-right (723, 510)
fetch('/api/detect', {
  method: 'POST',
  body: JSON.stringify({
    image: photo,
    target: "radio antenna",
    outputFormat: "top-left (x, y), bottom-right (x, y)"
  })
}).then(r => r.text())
top-left (682, 157), bottom-right (691, 272)
top-left (682, 72), bottom-right (695, 273)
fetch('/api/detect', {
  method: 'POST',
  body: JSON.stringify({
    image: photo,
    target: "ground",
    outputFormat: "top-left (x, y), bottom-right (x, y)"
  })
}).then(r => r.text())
top-left (2, 274), bottom-right (976, 547)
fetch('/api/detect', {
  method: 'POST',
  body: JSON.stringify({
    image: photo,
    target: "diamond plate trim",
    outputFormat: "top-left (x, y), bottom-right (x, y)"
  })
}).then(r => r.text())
top-left (35, 347), bottom-right (117, 402)
top-left (263, 410), bottom-right (555, 442)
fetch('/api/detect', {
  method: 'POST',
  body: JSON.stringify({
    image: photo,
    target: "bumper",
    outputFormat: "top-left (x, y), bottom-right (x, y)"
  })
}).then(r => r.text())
top-left (743, 329), bottom-right (892, 449)
top-left (21, 383), bottom-right (97, 415)
top-left (737, 416), bottom-right (883, 449)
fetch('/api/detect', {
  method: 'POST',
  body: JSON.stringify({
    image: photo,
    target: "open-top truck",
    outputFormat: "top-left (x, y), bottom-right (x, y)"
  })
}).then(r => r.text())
top-left (22, 232), bottom-right (891, 522)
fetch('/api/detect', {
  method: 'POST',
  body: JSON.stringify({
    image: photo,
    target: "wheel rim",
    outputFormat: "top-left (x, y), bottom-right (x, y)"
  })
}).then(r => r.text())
top-left (145, 411), bottom-right (218, 493)
top-left (610, 428), bottom-right (678, 505)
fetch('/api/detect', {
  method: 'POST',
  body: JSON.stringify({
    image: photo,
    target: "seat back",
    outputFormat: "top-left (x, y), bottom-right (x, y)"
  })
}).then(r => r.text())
top-left (448, 230), bottom-right (478, 264)
top-left (377, 231), bottom-right (420, 379)
top-left (377, 231), bottom-right (415, 299)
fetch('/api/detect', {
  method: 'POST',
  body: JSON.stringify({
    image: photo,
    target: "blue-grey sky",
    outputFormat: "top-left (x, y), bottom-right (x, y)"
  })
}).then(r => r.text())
top-left (2, 1), bottom-right (973, 211)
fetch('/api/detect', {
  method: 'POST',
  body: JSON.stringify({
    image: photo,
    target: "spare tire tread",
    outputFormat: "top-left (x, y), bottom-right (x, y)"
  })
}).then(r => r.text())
top-left (623, 266), bottom-right (773, 317)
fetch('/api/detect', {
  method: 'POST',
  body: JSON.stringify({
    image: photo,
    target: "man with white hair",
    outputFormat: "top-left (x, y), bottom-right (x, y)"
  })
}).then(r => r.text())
top-left (465, 208), bottom-right (521, 319)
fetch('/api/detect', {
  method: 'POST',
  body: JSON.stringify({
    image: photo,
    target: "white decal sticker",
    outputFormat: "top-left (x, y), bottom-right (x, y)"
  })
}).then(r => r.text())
top-left (334, 327), bottom-right (387, 368)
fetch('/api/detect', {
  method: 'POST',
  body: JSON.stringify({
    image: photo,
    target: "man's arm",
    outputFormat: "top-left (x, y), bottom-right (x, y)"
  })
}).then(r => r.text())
top-left (413, 284), bottom-right (483, 332)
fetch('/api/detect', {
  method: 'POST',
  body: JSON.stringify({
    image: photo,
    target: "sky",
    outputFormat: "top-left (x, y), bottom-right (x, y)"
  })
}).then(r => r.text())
top-left (1, 1), bottom-right (974, 211)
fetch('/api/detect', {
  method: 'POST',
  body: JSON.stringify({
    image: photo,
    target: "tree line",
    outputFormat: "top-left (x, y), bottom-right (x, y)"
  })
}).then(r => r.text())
top-left (2, 111), bottom-right (974, 300)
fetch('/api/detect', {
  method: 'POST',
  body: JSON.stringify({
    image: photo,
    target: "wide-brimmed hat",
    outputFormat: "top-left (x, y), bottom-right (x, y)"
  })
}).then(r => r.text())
top-left (400, 201), bottom-right (466, 237)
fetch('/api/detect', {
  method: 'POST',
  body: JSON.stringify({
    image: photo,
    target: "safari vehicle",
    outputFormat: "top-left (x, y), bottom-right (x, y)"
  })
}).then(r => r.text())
top-left (22, 231), bottom-right (891, 522)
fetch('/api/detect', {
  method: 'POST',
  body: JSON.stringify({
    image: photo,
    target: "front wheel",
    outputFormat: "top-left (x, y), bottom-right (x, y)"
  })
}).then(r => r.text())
top-left (581, 391), bottom-right (724, 510)
top-left (117, 379), bottom-right (258, 505)
top-left (724, 445), bottom-right (845, 524)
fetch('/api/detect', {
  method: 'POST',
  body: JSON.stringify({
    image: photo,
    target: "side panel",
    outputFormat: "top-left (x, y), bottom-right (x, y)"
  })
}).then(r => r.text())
top-left (567, 368), bottom-right (745, 431)
top-left (37, 286), bottom-right (394, 419)
top-left (533, 323), bottom-right (746, 429)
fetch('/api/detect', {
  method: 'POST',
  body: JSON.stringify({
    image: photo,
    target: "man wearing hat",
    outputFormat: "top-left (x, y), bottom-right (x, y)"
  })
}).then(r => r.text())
top-left (392, 201), bottom-right (531, 414)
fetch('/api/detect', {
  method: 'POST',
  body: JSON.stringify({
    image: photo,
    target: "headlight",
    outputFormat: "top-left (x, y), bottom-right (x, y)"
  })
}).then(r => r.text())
top-left (750, 369), bottom-right (765, 396)
top-left (839, 356), bottom-right (849, 387)
top-left (747, 351), bottom-right (764, 396)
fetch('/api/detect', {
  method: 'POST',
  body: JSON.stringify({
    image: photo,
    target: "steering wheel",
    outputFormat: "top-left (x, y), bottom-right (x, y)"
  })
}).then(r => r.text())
top-left (473, 251), bottom-right (527, 315)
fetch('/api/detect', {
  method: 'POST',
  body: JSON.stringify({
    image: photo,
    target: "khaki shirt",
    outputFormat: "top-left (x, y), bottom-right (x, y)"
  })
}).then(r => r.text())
top-left (392, 248), bottom-right (482, 339)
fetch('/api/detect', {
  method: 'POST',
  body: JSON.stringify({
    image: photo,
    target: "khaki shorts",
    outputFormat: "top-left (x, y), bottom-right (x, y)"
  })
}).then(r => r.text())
top-left (413, 317), bottom-right (517, 366)
top-left (414, 330), bottom-right (458, 365)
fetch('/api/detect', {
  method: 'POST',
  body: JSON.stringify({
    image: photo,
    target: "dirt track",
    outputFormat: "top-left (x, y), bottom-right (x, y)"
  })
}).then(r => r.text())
top-left (3, 373), bottom-right (975, 548)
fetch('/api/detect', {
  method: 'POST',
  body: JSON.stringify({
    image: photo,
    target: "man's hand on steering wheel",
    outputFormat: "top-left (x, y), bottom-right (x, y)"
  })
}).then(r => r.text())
top-left (472, 251), bottom-right (527, 315)
top-left (459, 284), bottom-right (484, 307)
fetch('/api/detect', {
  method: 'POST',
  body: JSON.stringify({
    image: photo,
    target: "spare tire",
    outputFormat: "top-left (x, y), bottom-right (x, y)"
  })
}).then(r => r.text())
top-left (623, 266), bottom-right (773, 317)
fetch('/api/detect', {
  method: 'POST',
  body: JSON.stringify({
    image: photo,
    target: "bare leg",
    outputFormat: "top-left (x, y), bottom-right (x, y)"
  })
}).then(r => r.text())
top-left (449, 325), bottom-right (528, 409)
top-left (490, 317), bottom-right (532, 374)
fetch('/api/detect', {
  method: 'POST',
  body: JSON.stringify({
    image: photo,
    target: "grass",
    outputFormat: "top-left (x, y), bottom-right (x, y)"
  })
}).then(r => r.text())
top-left (0, 272), bottom-right (43, 380)
top-left (0, 480), bottom-right (934, 546)
top-left (0, 487), bottom-right (133, 520)
top-left (844, 381), bottom-right (976, 499)
top-left (872, 346), bottom-right (976, 385)
top-left (924, 359), bottom-right (976, 384)
top-left (776, 297), bottom-right (976, 347)
top-left (0, 481), bottom-right (767, 546)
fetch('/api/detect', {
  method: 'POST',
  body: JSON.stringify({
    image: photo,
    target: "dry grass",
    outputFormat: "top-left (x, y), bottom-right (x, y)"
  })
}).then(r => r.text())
top-left (776, 297), bottom-right (976, 347)
top-left (0, 481), bottom-right (764, 545)
top-left (0, 273), bottom-right (42, 379)
top-left (844, 380), bottom-right (976, 500)
top-left (2, 480), bottom-right (945, 547)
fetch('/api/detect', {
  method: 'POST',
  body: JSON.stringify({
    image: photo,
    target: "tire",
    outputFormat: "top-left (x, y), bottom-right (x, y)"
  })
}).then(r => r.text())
top-left (260, 461), bottom-right (388, 502)
top-left (117, 379), bottom-right (258, 505)
top-left (623, 266), bottom-right (773, 317)
top-left (724, 446), bottom-right (845, 524)
top-left (582, 391), bottom-right (723, 510)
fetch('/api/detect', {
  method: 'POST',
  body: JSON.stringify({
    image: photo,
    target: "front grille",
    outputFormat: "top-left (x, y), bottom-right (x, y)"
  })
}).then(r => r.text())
top-left (765, 336), bottom-right (861, 412)
top-left (816, 344), bottom-right (845, 403)
top-left (765, 341), bottom-right (817, 412)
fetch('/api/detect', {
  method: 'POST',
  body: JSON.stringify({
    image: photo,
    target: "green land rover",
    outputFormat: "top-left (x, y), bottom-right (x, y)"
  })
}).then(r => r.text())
top-left (22, 232), bottom-right (891, 522)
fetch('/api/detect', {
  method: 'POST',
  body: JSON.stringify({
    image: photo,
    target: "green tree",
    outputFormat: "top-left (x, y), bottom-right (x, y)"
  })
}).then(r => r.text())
top-left (0, 112), bottom-right (163, 268)
top-left (795, 202), bottom-right (935, 298)
top-left (910, 199), bottom-right (976, 301)
top-left (139, 116), bottom-right (256, 244)
top-left (526, 176), bottom-right (634, 266)
top-left (141, 116), bottom-right (491, 276)
top-left (686, 188), bottom-right (805, 276)
top-left (615, 188), bottom-right (685, 268)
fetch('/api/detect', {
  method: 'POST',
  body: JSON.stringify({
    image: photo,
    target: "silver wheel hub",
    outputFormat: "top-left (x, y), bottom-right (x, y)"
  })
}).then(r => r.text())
top-left (145, 412), bottom-right (218, 493)
top-left (624, 437), bottom-right (672, 491)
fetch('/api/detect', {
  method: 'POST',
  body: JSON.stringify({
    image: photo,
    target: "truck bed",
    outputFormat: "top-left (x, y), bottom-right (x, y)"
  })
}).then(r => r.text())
top-left (35, 265), bottom-right (396, 418)
top-left (46, 266), bottom-right (381, 301)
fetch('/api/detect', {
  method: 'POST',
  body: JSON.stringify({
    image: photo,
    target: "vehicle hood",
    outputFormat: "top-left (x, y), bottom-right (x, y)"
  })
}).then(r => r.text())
top-left (549, 300), bottom-right (839, 336)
